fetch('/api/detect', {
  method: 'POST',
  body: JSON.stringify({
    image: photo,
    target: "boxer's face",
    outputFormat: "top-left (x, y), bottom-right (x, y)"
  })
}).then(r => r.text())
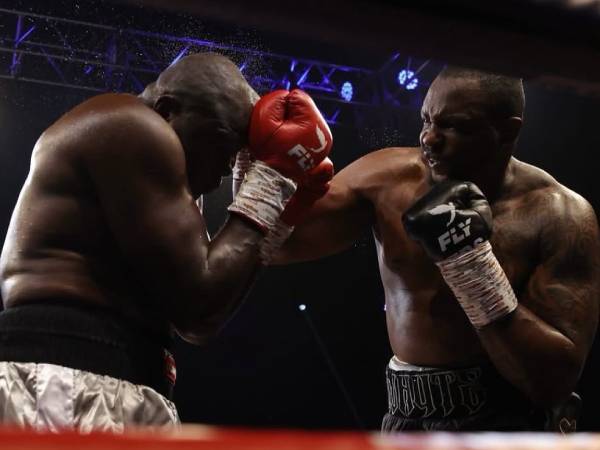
top-left (181, 91), bottom-right (256, 198)
top-left (419, 77), bottom-right (501, 183)
top-left (172, 106), bottom-right (243, 197)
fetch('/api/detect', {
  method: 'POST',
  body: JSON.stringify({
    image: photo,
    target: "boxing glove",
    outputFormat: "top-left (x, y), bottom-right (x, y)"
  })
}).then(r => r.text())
top-left (228, 89), bottom-right (332, 233)
top-left (249, 89), bottom-right (332, 181)
top-left (402, 180), bottom-right (492, 261)
top-left (402, 180), bottom-right (517, 328)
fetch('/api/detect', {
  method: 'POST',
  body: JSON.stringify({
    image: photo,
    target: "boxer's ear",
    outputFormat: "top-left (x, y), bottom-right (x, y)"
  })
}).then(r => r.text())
top-left (154, 95), bottom-right (181, 122)
top-left (497, 116), bottom-right (522, 145)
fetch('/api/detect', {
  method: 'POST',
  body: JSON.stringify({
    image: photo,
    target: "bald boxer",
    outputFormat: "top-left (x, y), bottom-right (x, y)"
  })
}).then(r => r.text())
top-left (274, 68), bottom-right (600, 431)
top-left (0, 52), bottom-right (332, 431)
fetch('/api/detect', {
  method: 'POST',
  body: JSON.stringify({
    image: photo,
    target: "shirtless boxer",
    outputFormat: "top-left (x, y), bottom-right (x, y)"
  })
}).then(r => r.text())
top-left (274, 68), bottom-right (600, 430)
top-left (0, 52), bottom-right (332, 431)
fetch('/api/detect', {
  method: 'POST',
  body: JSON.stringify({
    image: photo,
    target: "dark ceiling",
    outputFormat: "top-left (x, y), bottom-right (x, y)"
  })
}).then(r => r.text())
top-left (110, 0), bottom-right (600, 95)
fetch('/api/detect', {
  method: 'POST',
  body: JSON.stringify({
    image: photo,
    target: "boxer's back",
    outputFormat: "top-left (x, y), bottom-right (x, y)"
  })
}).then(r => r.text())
top-left (366, 147), bottom-right (569, 366)
top-left (0, 93), bottom-right (167, 331)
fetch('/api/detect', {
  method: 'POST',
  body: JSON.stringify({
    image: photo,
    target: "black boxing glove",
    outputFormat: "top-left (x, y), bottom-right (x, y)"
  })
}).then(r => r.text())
top-left (403, 180), bottom-right (517, 329)
top-left (402, 180), bottom-right (493, 261)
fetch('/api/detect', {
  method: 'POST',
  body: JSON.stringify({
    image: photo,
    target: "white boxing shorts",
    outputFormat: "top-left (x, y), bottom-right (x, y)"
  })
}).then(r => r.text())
top-left (0, 361), bottom-right (179, 432)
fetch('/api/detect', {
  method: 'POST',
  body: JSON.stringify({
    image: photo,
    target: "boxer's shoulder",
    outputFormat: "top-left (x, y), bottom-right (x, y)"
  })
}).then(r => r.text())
top-left (510, 159), bottom-right (594, 217)
top-left (60, 94), bottom-right (184, 171)
top-left (362, 146), bottom-right (423, 174)
top-left (339, 146), bottom-right (424, 192)
top-left (45, 93), bottom-right (176, 150)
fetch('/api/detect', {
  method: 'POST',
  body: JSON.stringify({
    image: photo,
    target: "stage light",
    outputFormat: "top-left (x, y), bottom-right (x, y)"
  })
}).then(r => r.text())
top-left (169, 45), bottom-right (190, 67)
top-left (298, 304), bottom-right (307, 311)
top-left (406, 77), bottom-right (419, 90)
top-left (398, 69), bottom-right (419, 91)
top-left (340, 81), bottom-right (353, 102)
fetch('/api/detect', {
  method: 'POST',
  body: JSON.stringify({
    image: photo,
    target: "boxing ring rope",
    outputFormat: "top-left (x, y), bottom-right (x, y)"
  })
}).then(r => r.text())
top-left (2, 425), bottom-right (600, 450)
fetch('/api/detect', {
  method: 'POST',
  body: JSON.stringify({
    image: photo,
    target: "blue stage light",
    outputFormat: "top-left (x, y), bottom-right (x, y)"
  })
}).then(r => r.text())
top-left (169, 45), bottom-right (190, 67)
top-left (340, 81), bottom-right (353, 102)
top-left (398, 69), bottom-right (419, 91)
top-left (406, 77), bottom-right (419, 90)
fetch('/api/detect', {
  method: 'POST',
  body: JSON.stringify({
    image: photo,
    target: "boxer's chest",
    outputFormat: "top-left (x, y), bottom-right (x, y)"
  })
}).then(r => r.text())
top-left (488, 199), bottom-right (539, 292)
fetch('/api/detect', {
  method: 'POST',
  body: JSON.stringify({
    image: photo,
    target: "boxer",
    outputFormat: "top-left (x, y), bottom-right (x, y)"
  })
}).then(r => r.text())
top-left (0, 52), bottom-right (333, 431)
top-left (273, 67), bottom-right (600, 430)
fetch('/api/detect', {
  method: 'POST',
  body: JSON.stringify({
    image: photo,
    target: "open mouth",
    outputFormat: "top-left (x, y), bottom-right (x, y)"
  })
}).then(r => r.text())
top-left (422, 152), bottom-right (449, 173)
top-left (422, 152), bottom-right (439, 167)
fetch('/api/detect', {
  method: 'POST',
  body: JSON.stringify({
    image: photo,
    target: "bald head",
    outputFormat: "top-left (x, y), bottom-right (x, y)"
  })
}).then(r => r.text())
top-left (435, 67), bottom-right (525, 121)
top-left (141, 52), bottom-right (258, 145)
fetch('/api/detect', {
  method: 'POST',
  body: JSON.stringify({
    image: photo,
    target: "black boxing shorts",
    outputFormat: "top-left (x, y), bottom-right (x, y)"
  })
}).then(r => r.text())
top-left (382, 356), bottom-right (542, 431)
top-left (0, 300), bottom-right (176, 399)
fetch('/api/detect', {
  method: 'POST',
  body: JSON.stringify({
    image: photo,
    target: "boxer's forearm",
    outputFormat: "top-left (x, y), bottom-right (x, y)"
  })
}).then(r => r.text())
top-left (173, 216), bottom-right (263, 343)
top-left (477, 305), bottom-right (582, 408)
top-left (269, 180), bottom-right (373, 265)
top-left (269, 213), bottom-right (369, 265)
top-left (269, 232), bottom-right (319, 264)
top-left (204, 216), bottom-right (263, 307)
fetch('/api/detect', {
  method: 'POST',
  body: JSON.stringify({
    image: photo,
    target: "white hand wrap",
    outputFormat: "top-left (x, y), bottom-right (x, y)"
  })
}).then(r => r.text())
top-left (436, 241), bottom-right (518, 329)
top-left (259, 220), bottom-right (294, 265)
top-left (228, 160), bottom-right (296, 232)
top-left (232, 148), bottom-right (251, 197)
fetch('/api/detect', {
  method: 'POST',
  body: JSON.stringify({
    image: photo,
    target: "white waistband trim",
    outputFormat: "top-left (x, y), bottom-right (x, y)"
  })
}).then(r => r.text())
top-left (388, 356), bottom-right (444, 372)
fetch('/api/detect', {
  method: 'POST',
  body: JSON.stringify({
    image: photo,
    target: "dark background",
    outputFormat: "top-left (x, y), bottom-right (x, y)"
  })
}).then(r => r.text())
top-left (1, 0), bottom-right (599, 432)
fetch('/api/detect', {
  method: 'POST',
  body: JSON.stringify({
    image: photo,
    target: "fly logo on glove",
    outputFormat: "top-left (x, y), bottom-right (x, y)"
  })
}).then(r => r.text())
top-left (427, 203), bottom-right (476, 253)
top-left (427, 202), bottom-right (456, 226)
top-left (437, 218), bottom-right (475, 253)
top-left (287, 124), bottom-right (329, 171)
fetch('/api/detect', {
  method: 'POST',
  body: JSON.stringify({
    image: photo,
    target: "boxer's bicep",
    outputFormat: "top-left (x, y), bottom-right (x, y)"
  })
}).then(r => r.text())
top-left (275, 164), bottom-right (373, 263)
top-left (521, 200), bottom-right (600, 362)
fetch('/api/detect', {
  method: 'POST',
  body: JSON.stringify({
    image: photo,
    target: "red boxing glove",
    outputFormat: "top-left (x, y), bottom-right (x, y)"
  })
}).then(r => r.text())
top-left (249, 89), bottom-right (333, 181)
top-left (281, 158), bottom-right (334, 226)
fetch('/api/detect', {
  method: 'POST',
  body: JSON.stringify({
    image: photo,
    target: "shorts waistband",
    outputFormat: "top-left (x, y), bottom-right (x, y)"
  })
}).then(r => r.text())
top-left (0, 301), bottom-right (175, 399)
top-left (385, 357), bottom-right (530, 421)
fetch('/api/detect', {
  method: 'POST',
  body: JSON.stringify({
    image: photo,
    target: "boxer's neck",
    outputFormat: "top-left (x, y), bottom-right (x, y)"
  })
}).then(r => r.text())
top-left (469, 154), bottom-right (515, 203)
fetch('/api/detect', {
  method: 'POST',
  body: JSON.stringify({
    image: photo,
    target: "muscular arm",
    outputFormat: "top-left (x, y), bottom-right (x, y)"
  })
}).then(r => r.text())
top-left (84, 98), bottom-right (263, 344)
top-left (478, 194), bottom-right (600, 407)
top-left (272, 154), bottom-right (375, 264)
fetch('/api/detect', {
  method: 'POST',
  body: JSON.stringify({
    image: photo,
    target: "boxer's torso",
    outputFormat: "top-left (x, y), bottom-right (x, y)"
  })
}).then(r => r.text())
top-left (363, 147), bottom-right (559, 366)
top-left (0, 94), bottom-right (170, 334)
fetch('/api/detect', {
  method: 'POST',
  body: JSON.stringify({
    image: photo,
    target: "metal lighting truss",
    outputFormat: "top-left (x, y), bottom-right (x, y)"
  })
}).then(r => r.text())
top-left (0, 7), bottom-right (434, 127)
